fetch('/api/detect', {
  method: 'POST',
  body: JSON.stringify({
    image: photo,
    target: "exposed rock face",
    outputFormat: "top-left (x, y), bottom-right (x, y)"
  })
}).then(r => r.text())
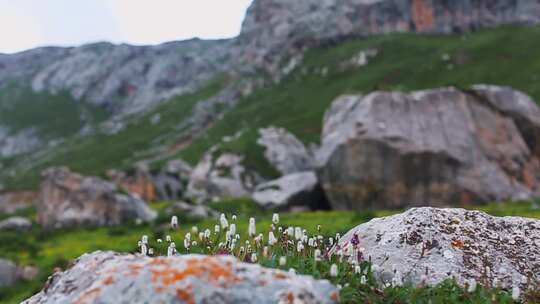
top-left (0, 191), bottom-right (37, 214)
top-left (38, 167), bottom-right (156, 228)
top-left (23, 251), bottom-right (339, 304)
top-left (239, 0), bottom-right (540, 75)
top-left (107, 168), bottom-right (158, 202)
top-left (257, 127), bottom-right (313, 175)
top-left (317, 85), bottom-right (540, 210)
top-left (0, 216), bottom-right (32, 231)
top-left (333, 207), bottom-right (540, 290)
top-left (0, 259), bottom-right (18, 287)
top-left (187, 150), bottom-right (260, 203)
top-left (0, 40), bottom-right (232, 115)
top-left (0, 127), bottom-right (42, 158)
top-left (252, 171), bottom-right (330, 210)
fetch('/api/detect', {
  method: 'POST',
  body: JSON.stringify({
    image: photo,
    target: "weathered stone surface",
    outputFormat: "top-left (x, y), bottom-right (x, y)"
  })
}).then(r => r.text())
top-left (317, 86), bottom-right (540, 210)
top-left (0, 191), bottom-right (37, 214)
top-left (333, 207), bottom-right (540, 290)
top-left (239, 0), bottom-right (540, 76)
top-left (186, 149), bottom-right (260, 203)
top-left (165, 201), bottom-right (218, 219)
top-left (0, 259), bottom-right (18, 288)
top-left (0, 216), bottom-right (32, 231)
top-left (107, 168), bottom-right (158, 202)
top-left (252, 171), bottom-right (330, 211)
top-left (257, 127), bottom-right (313, 175)
top-left (23, 251), bottom-right (339, 304)
top-left (38, 167), bottom-right (156, 228)
top-left (0, 127), bottom-right (42, 158)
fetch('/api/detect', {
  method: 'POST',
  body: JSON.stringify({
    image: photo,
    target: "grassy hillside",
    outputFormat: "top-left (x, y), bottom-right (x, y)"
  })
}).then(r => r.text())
top-left (0, 85), bottom-right (108, 139)
top-left (176, 25), bottom-right (540, 178)
top-left (3, 25), bottom-right (540, 189)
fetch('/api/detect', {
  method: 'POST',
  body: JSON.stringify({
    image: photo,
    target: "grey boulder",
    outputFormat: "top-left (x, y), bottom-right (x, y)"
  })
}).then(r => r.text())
top-left (23, 251), bottom-right (339, 304)
top-left (317, 86), bottom-right (540, 210)
top-left (252, 171), bottom-right (330, 211)
top-left (38, 167), bottom-right (156, 228)
top-left (257, 127), bottom-right (313, 175)
top-left (333, 207), bottom-right (540, 291)
top-left (0, 216), bottom-right (32, 231)
top-left (0, 259), bottom-right (18, 287)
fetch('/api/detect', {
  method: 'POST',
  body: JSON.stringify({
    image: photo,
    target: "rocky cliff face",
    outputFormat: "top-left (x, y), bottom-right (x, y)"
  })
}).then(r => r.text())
top-left (238, 0), bottom-right (540, 74)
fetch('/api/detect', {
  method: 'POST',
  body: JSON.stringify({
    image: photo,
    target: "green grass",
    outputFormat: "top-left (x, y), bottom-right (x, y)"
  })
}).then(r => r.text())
top-left (0, 85), bottom-right (108, 139)
top-left (0, 200), bottom-right (538, 303)
top-left (176, 25), bottom-right (540, 177)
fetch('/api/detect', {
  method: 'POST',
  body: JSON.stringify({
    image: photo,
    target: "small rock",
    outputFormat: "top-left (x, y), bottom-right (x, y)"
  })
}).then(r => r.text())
top-left (0, 259), bottom-right (18, 287)
top-left (22, 251), bottom-right (339, 304)
top-left (252, 171), bottom-right (330, 210)
top-left (0, 216), bottom-right (32, 231)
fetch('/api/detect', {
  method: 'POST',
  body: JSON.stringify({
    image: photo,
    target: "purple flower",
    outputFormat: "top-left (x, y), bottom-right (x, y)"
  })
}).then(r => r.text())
top-left (351, 233), bottom-right (360, 247)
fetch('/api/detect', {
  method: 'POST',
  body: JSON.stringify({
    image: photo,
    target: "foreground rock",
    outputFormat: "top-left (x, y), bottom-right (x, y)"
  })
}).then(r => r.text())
top-left (334, 207), bottom-right (540, 290)
top-left (0, 216), bottom-right (32, 231)
top-left (23, 251), bottom-right (339, 304)
top-left (318, 86), bottom-right (540, 210)
top-left (252, 171), bottom-right (330, 211)
top-left (0, 191), bottom-right (37, 215)
top-left (257, 127), bottom-right (313, 175)
top-left (187, 149), bottom-right (261, 203)
top-left (38, 167), bottom-right (156, 228)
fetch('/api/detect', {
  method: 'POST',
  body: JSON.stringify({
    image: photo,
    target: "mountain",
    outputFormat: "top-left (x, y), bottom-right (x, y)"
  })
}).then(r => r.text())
top-left (1, 0), bottom-right (540, 190)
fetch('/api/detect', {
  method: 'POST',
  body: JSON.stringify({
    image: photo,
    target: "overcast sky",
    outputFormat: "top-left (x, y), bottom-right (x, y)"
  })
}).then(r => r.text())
top-left (0, 0), bottom-right (253, 54)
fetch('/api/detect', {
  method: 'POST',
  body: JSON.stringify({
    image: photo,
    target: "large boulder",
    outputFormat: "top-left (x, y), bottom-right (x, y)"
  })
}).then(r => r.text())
top-left (333, 207), bottom-right (540, 290)
top-left (23, 251), bottom-right (339, 304)
top-left (257, 127), bottom-right (313, 175)
top-left (0, 216), bottom-right (32, 231)
top-left (0, 259), bottom-right (18, 287)
top-left (252, 171), bottom-right (330, 211)
top-left (186, 149), bottom-right (260, 203)
top-left (0, 191), bottom-right (37, 215)
top-left (38, 167), bottom-right (157, 228)
top-left (317, 86), bottom-right (540, 210)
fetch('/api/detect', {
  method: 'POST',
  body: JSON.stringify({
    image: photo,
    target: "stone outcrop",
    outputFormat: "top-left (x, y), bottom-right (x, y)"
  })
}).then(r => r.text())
top-left (186, 149), bottom-right (261, 203)
top-left (257, 127), bottom-right (313, 175)
top-left (23, 251), bottom-right (339, 304)
top-left (108, 159), bottom-right (192, 202)
top-left (0, 191), bottom-right (37, 214)
top-left (238, 0), bottom-right (540, 75)
top-left (252, 171), bottom-right (330, 211)
top-left (0, 216), bottom-right (32, 231)
top-left (317, 85), bottom-right (540, 210)
top-left (38, 167), bottom-right (156, 228)
top-left (333, 207), bottom-right (540, 291)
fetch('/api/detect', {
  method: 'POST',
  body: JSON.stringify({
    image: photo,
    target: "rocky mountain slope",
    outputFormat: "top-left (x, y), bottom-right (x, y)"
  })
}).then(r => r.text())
top-left (1, 0), bottom-right (540, 190)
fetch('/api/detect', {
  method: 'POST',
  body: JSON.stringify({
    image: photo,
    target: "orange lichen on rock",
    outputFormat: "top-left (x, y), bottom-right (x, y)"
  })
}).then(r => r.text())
top-left (74, 287), bottom-right (102, 304)
top-left (451, 239), bottom-right (465, 249)
top-left (150, 257), bottom-right (241, 287)
top-left (411, 0), bottom-right (435, 32)
top-left (273, 272), bottom-right (288, 280)
top-left (102, 276), bottom-right (115, 285)
top-left (176, 284), bottom-right (195, 304)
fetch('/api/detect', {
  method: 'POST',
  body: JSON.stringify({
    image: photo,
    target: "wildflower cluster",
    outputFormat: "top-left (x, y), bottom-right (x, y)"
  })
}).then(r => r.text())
top-left (135, 212), bottom-right (532, 303)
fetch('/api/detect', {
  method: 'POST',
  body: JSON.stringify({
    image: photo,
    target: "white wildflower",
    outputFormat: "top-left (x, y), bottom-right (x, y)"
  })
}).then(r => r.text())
top-left (140, 243), bottom-right (148, 255)
top-left (289, 268), bottom-right (296, 275)
top-left (294, 227), bottom-right (302, 240)
top-left (141, 235), bottom-right (148, 244)
top-left (191, 226), bottom-right (198, 234)
top-left (330, 264), bottom-right (338, 277)
top-left (229, 223), bottom-right (236, 236)
top-left (268, 231), bottom-right (278, 246)
top-left (157, 239), bottom-right (163, 243)
top-left (166, 235), bottom-right (172, 242)
top-left (215, 225), bottom-right (221, 233)
top-left (512, 285), bottom-right (520, 300)
top-left (360, 275), bottom-right (367, 284)
top-left (286, 227), bottom-right (294, 236)
top-left (248, 217), bottom-right (256, 237)
top-left (467, 279), bottom-right (477, 293)
top-left (232, 214), bottom-right (237, 221)
top-left (354, 265), bottom-right (361, 274)
top-left (251, 253), bottom-right (257, 263)
top-left (279, 256), bottom-right (287, 266)
top-left (170, 216), bottom-right (179, 229)
top-left (296, 241), bottom-right (304, 253)
top-left (220, 214), bottom-right (229, 229)
top-left (314, 249), bottom-right (322, 262)
top-left (272, 213), bottom-right (280, 224)
top-left (204, 229), bottom-right (211, 238)
top-left (167, 242), bottom-right (176, 256)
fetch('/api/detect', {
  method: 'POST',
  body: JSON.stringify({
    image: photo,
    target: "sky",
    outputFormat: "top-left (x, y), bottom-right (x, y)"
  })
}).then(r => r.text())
top-left (0, 0), bottom-right (253, 54)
